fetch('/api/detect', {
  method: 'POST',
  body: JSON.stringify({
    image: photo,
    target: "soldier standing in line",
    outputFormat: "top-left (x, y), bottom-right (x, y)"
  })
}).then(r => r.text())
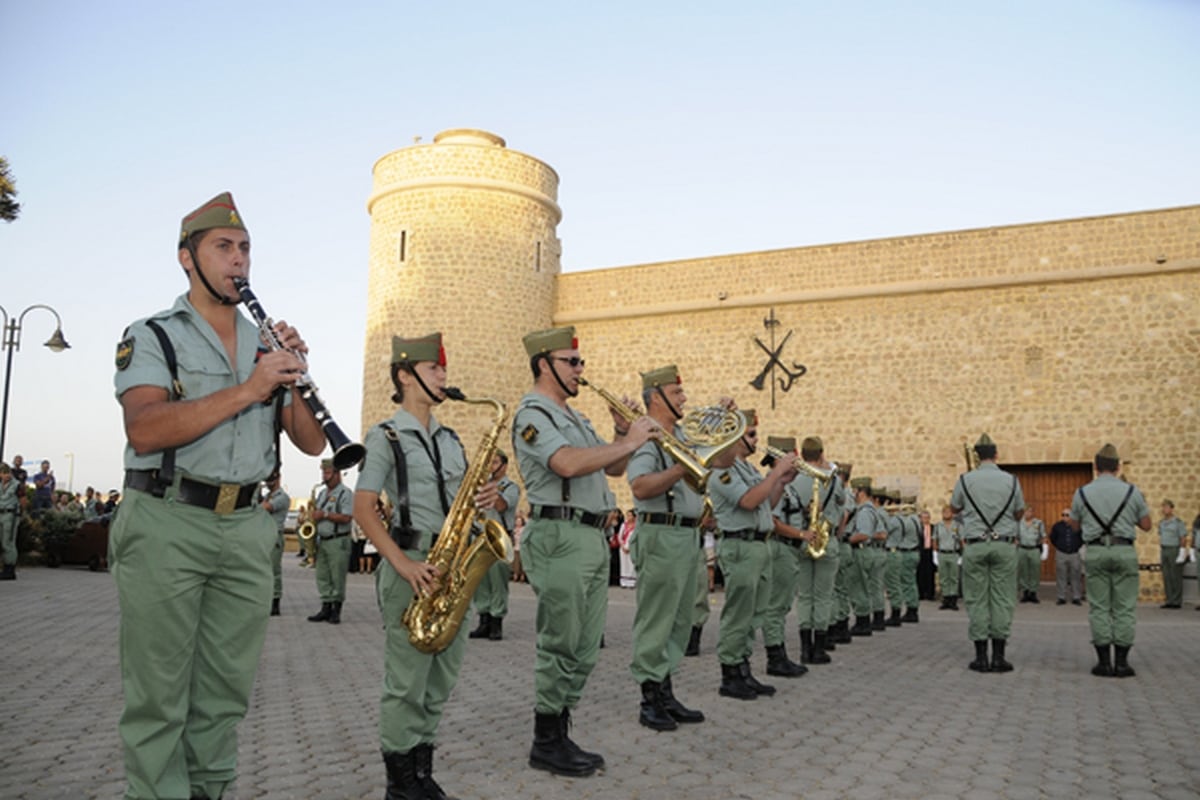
top-left (882, 489), bottom-right (906, 628)
top-left (828, 463), bottom-right (855, 645)
top-left (512, 325), bottom-right (658, 777)
top-left (868, 486), bottom-right (893, 631)
top-left (758, 435), bottom-right (808, 678)
top-left (0, 463), bottom-right (19, 581)
top-left (1157, 499), bottom-right (1187, 609)
top-left (1068, 443), bottom-right (1151, 677)
top-left (950, 433), bottom-right (1025, 673)
top-left (1016, 506), bottom-right (1047, 604)
top-left (896, 496), bottom-right (922, 622)
top-left (789, 436), bottom-right (843, 664)
top-left (933, 504), bottom-right (963, 610)
top-left (468, 450), bottom-right (521, 640)
top-left (261, 471), bottom-right (290, 616)
top-left (846, 477), bottom-right (884, 636)
top-left (306, 459), bottom-right (354, 624)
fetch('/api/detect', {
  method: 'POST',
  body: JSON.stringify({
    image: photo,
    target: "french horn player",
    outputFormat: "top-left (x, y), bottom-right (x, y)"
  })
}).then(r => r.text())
top-left (351, 332), bottom-right (502, 800)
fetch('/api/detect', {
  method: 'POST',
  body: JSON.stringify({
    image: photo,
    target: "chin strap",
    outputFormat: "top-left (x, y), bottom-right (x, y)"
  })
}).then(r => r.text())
top-left (410, 369), bottom-right (444, 405)
top-left (655, 386), bottom-right (682, 420)
top-left (542, 355), bottom-right (577, 398)
top-left (187, 242), bottom-right (238, 306)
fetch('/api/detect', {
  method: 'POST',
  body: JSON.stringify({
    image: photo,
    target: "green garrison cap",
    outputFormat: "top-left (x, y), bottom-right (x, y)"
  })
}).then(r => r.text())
top-left (1097, 443), bottom-right (1120, 461)
top-left (320, 458), bottom-right (334, 469)
top-left (179, 192), bottom-right (246, 244)
top-left (849, 477), bottom-right (872, 491)
top-left (523, 326), bottom-right (577, 356)
top-left (392, 332), bottom-right (446, 366)
top-left (902, 494), bottom-right (916, 505)
top-left (767, 435), bottom-right (796, 453)
top-left (641, 364), bottom-right (680, 389)
top-left (975, 433), bottom-right (995, 448)
top-left (741, 409), bottom-right (758, 428)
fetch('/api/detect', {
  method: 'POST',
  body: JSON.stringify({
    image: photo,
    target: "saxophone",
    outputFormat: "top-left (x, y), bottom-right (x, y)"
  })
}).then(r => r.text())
top-left (297, 482), bottom-right (321, 567)
top-left (764, 445), bottom-right (835, 559)
top-left (403, 387), bottom-right (513, 654)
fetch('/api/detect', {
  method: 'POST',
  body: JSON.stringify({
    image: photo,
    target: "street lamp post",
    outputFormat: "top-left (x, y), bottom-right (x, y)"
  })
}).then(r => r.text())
top-left (64, 451), bottom-right (75, 495)
top-left (0, 304), bottom-right (71, 463)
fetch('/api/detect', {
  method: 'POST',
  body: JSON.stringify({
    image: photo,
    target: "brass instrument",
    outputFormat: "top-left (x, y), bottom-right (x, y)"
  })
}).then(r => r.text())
top-left (297, 482), bottom-right (321, 566)
top-left (403, 387), bottom-right (513, 654)
top-left (233, 278), bottom-right (366, 470)
top-left (764, 446), bottom-right (837, 558)
top-left (577, 377), bottom-right (744, 493)
top-left (962, 439), bottom-right (980, 471)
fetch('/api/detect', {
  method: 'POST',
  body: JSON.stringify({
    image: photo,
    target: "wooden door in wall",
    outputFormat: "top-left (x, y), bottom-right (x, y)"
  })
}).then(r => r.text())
top-left (1007, 463), bottom-right (1094, 582)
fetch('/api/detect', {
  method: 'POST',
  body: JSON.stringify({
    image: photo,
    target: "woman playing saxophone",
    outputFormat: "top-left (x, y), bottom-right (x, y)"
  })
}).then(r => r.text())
top-left (351, 332), bottom-right (502, 800)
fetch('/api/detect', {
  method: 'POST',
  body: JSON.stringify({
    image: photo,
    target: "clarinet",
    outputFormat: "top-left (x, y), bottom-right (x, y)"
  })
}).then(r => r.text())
top-left (233, 277), bottom-right (366, 470)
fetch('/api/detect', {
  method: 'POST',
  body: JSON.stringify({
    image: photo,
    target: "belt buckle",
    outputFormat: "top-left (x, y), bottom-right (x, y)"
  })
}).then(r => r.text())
top-left (215, 483), bottom-right (240, 515)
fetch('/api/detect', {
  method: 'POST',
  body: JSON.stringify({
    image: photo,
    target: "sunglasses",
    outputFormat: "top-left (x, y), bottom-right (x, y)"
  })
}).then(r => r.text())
top-left (553, 356), bottom-right (586, 368)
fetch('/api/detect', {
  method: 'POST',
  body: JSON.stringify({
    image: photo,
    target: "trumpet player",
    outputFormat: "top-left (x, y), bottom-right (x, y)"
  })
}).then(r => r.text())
top-left (627, 365), bottom-right (708, 731)
top-left (513, 326), bottom-right (659, 778)
top-left (260, 471), bottom-right (290, 616)
top-left (306, 458), bottom-right (354, 624)
top-left (758, 436), bottom-right (808, 678)
top-left (353, 332), bottom-right (498, 800)
top-left (789, 436), bottom-right (844, 664)
top-left (110, 192), bottom-right (326, 800)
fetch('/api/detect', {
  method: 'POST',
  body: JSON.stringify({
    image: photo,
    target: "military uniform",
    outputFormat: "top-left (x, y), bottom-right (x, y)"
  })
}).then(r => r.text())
top-left (0, 466), bottom-right (19, 579)
top-left (264, 483), bottom-right (290, 613)
top-left (313, 471), bottom-right (354, 614)
top-left (1017, 514), bottom-right (1046, 603)
top-left (882, 496), bottom-right (905, 626)
top-left (110, 193), bottom-right (289, 800)
top-left (1157, 507), bottom-right (1187, 608)
top-left (896, 502), bottom-right (922, 621)
top-left (950, 434), bottom-right (1025, 672)
top-left (786, 458), bottom-right (843, 663)
top-left (1070, 444), bottom-right (1150, 677)
top-left (933, 516), bottom-right (963, 608)
top-left (470, 469), bottom-right (520, 638)
top-left (845, 480), bottom-right (884, 636)
top-left (756, 436), bottom-right (806, 677)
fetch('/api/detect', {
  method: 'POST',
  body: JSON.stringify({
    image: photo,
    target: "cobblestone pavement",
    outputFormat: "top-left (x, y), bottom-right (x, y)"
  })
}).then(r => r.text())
top-left (3, 557), bottom-right (1199, 800)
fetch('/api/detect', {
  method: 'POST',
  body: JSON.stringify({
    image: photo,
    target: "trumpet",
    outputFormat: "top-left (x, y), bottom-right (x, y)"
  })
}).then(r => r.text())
top-left (233, 278), bottom-right (366, 470)
top-left (577, 378), bottom-right (744, 493)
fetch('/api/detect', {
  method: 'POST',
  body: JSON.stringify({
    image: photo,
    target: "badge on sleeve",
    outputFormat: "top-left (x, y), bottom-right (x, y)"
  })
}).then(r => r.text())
top-left (719, 472), bottom-right (732, 485)
top-left (521, 424), bottom-right (539, 444)
top-left (115, 336), bottom-right (135, 370)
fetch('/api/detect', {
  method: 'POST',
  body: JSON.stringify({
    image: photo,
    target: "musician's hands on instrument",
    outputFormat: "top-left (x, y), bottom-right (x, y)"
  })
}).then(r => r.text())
top-left (624, 415), bottom-right (662, 447)
top-left (270, 320), bottom-right (309, 358)
top-left (609, 395), bottom-right (643, 434)
top-left (716, 395), bottom-right (737, 411)
top-left (475, 479), bottom-right (501, 511)
top-left (397, 557), bottom-right (443, 598)
top-left (247, 349), bottom-right (305, 401)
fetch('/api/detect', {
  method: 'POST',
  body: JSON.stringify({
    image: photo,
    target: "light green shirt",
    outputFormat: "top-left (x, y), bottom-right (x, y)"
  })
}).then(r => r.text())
top-left (933, 520), bottom-right (962, 552)
top-left (512, 392), bottom-right (612, 514)
top-left (898, 513), bottom-right (921, 549)
top-left (0, 477), bottom-right (18, 511)
top-left (1018, 518), bottom-right (1046, 547)
top-left (265, 487), bottom-right (290, 531)
top-left (950, 463), bottom-right (1025, 540)
top-left (627, 433), bottom-right (705, 518)
top-left (1157, 516), bottom-right (1186, 547)
top-left (709, 458), bottom-right (772, 533)
top-left (1070, 474), bottom-right (1150, 543)
top-left (485, 476), bottom-right (520, 532)
top-left (115, 293), bottom-right (290, 484)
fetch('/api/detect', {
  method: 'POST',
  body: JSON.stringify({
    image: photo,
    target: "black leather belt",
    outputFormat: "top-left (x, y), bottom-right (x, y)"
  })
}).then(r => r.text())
top-left (638, 512), bottom-right (701, 529)
top-left (320, 532), bottom-right (350, 541)
top-left (534, 505), bottom-right (608, 530)
top-left (1019, 545), bottom-right (1040, 550)
top-left (781, 536), bottom-right (805, 549)
top-left (966, 536), bottom-right (1015, 546)
top-left (1087, 537), bottom-right (1134, 547)
top-left (871, 541), bottom-right (887, 549)
top-left (897, 546), bottom-right (918, 552)
top-left (724, 529), bottom-right (769, 542)
top-left (0, 508), bottom-right (16, 515)
top-left (125, 469), bottom-right (258, 514)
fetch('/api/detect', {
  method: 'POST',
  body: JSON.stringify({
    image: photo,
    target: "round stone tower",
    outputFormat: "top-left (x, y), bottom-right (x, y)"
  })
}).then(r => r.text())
top-left (362, 129), bottom-right (562, 437)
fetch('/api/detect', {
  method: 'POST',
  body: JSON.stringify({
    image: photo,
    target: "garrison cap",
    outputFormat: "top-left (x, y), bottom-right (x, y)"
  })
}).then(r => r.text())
top-left (392, 333), bottom-right (446, 366)
top-left (767, 435), bottom-right (796, 453)
top-left (975, 433), bottom-right (995, 448)
top-left (523, 326), bottom-right (577, 356)
top-left (902, 494), bottom-right (916, 504)
top-left (1096, 443), bottom-right (1120, 461)
top-left (741, 409), bottom-right (758, 428)
top-left (179, 192), bottom-right (246, 244)
top-left (641, 364), bottom-right (681, 389)
top-left (836, 462), bottom-right (853, 476)
top-left (320, 458), bottom-right (334, 469)
top-left (849, 477), bottom-right (872, 491)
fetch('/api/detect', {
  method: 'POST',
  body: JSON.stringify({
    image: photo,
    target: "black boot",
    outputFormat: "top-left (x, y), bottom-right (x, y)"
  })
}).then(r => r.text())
top-left (529, 711), bottom-right (595, 777)
top-left (328, 601), bottom-right (342, 625)
top-left (811, 630), bottom-right (832, 664)
top-left (886, 608), bottom-right (903, 627)
top-left (559, 708), bottom-right (605, 771)
top-left (939, 596), bottom-right (952, 610)
top-left (1091, 644), bottom-right (1113, 677)
top-left (902, 607), bottom-right (919, 623)
top-left (949, 596), bottom-right (959, 610)
top-left (270, 597), bottom-right (280, 617)
top-left (0, 564), bottom-right (16, 580)
top-left (411, 743), bottom-right (452, 800)
top-left (1019, 590), bottom-right (1030, 603)
top-left (990, 638), bottom-right (1013, 672)
top-left (638, 681), bottom-right (678, 731)
top-left (799, 629), bottom-right (814, 664)
top-left (850, 615), bottom-right (873, 637)
top-left (871, 610), bottom-right (887, 631)
top-left (832, 618), bottom-right (852, 644)
top-left (1028, 590), bottom-right (1040, 604)
top-left (307, 602), bottom-right (332, 622)
top-left (766, 643), bottom-right (807, 677)
top-left (660, 676), bottom-right (704, 723)
top-left (823, 624), bottom-right (837, 651)
top-left (1113, 645), bottom-right (1136, 678)
top-left (969, 640), bottom-right (990, 672)
top-left (741, 659), bottom-right (777, 695)
top-left (718, 662), bottom-right (757, 700)
top-left (685, 625), bottom-right (702, 656)
top-left (468, 613), bottom-right (491, 639)
top-left (383, 749), bottom-right (424, 800)
top-left (488, 615), bottom-right (503, 641)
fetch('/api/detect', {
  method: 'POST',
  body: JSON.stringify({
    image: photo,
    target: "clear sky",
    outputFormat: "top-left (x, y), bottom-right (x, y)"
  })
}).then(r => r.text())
top-left (2, 0), bottom-right (1197, 497)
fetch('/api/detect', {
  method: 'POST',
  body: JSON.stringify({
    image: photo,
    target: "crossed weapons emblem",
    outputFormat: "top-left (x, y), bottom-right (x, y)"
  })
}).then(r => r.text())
top-left (749, 310), bottom-right (807, 408)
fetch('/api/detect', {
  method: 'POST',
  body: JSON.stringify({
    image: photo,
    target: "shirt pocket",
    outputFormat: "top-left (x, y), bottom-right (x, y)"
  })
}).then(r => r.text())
top-left (175, 347), bottom-right (234, 401)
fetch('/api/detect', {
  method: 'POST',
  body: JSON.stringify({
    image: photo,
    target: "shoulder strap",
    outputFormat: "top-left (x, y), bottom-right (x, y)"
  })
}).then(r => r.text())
top-left (144, 320), bottom-right (181, 489)
top-left (520, 404), bottom-right (570, 503)
top-left (381, 422), bottom-right (413, 535)
top-left (959, 473), bottom-right (1018, 534)
top-left (1078, 484), bottom-right (1136, 537)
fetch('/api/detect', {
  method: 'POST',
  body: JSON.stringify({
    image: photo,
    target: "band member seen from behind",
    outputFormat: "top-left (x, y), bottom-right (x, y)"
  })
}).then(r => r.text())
top-left (468, 450), bottom-right (520, 641)
top-left (353, 332), bottom-right (500, 800)
top-left (1068, 443), bottom-right (1151, 677)
top-left (110, 192), bottom-right (325, 799)
top-left (261, 471), bottom-right (290, 616)
top-left (512, 326), bottom-right (658, 777)
top-left (627, 365), bottom-right (708, 731)
top-left (950, 433), bottom-right (1025, 673)
top-left (306, 458), bottom-right (354, 624)
top-left (707, 410), bottom-right (800, 700)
